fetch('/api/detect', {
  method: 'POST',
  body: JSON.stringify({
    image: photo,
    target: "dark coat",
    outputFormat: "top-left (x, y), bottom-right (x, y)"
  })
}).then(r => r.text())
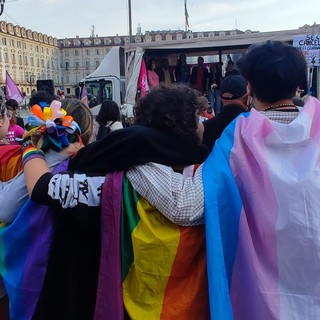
top-left (203, 104), bottom-right (247, 151)
top-left (190, 66), bottom-right (209, 93)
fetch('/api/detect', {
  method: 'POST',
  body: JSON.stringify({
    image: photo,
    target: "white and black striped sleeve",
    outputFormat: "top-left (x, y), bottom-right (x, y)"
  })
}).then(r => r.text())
top-left (32, 172), bottom-right (105, 209)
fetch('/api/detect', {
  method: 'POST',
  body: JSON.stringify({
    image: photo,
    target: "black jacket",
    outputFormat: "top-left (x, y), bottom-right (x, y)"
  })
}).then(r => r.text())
top-left (203, 104), bottom-right (247, 151)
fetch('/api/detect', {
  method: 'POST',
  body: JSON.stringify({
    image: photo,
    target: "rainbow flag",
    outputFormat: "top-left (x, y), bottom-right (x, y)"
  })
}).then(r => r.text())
top-left (0, 144), bottom-right (22, 182)
top-left (203, 96), bottom-right (320, 319)
top-left (0, 160), bottom-right (68, 320)
top-left (95, 173), bottom-right (210, 320)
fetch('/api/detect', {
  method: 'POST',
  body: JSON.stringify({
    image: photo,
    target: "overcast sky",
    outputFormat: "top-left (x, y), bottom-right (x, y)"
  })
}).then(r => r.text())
top-left (2, 0), bottom-right (320, 39)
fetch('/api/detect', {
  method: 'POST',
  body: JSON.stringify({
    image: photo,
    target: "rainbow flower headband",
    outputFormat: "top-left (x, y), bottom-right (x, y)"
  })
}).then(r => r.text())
top-left (25, 100), bottom-right (81, 151)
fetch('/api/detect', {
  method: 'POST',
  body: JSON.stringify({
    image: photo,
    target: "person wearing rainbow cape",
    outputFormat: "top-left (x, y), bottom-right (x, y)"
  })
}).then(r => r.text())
top-left (22, 85), bottom-right (211, 320)
top-left (0, 98), bottom-right (94, 320)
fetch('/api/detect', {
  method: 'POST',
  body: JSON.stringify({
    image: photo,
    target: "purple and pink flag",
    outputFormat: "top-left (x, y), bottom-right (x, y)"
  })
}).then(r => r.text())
top-left (80, 85), bottom-right (88, 106)
top-left (5, 71), bottom-right (24, 105)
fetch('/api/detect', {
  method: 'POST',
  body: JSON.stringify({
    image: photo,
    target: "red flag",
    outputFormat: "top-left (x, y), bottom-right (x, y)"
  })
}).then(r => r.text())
top-left (138, 59), bottom-right (149, 97)
top-left (5, 71), bottom-right (24, 104)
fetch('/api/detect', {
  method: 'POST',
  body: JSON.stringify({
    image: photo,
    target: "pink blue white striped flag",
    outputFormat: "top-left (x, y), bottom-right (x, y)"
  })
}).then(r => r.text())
top-left (203, 96), bottom-right (320, 319)
top-left (5, 71), bottom-right (24, 104)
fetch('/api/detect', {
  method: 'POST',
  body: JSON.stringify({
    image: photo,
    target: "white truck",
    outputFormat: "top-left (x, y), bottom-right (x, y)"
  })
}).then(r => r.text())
top-left (79, 46), bottom-right (145, 122)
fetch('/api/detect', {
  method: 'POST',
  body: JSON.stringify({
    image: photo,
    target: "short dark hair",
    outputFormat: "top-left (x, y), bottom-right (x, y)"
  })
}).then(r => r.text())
top-left (134, 84), bottom-right (201, 145)
top-left (96, 100), bottom-right (121, 126)
top-left (29, 90), bottom-right (55, 107)
top-left (146, 59), bottom-right (156, 71)
top-left (5, 98), bottom-right (19, 110)
top-left (238, 41), bottom-right (306, 103)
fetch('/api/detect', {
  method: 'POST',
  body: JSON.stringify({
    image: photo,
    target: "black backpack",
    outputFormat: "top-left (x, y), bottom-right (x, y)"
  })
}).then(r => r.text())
top-left (96, 122), bottom-right (115, 141)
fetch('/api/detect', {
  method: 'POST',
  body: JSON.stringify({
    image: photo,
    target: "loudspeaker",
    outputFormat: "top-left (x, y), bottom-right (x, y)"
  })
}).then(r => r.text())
top-left (37, 80), bottom-right (54, 95)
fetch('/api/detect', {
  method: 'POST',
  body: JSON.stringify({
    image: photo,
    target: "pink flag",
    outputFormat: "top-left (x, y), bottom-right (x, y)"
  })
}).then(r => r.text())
top-left (138, 59), bottom-right (149, 97)
top-left (5, 71), bottom-right (24, 104)
top-left (80, 85), bottom-right (88, 106)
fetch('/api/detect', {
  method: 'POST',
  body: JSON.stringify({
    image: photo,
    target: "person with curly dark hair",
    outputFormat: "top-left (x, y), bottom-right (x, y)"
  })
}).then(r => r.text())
top-left (134, 84), bottom-right (202, 145)
top-left (19, 84), bottom-right (209, 319)
top-left (28, 90), bottom-right (55, 108)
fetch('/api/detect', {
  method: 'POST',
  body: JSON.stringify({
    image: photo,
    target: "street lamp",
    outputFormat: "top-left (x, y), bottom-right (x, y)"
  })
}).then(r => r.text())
top-left (0, 0), bottom-right (5, 16)
top-left (25, 73), bottom-right (35, 93)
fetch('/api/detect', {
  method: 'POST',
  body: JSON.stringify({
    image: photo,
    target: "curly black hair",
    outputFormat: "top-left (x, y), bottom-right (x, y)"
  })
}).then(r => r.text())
top-left (134, 84), bottom-right (201, 145)
top-left (29, 90), bottom-right (55, 107)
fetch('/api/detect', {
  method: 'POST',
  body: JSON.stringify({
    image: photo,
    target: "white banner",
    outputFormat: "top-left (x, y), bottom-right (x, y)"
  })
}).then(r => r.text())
top-left (293, 34), bottom-right (320, 66)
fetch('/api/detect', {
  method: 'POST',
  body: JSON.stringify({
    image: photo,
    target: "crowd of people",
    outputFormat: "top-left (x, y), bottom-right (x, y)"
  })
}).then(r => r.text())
top-left (146, 53), bottom-right (228, 115)
top-left (0, 40), bottom-right (318, 320)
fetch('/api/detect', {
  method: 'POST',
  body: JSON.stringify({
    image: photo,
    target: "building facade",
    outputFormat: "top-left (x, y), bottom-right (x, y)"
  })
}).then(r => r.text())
top-left (0, 21), bottom-right (59, 96)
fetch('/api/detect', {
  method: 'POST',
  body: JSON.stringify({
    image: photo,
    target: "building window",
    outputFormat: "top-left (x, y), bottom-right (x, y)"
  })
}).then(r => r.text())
top-left (75, 61), bottom-right (80, 69)
top-left (30, 57), bottom-right (34, 66)
top-left (65, 51), bottom-right (69, 56)
top-left (85, 49), bottom-right (90, 55)
top-left (95, 60), bottom-right (100, 67)
top-left (75, 50), bottom-right (79, 56)
top-left (96, 49), bottom-right (100, 55)
top-left (2, 37), bottom-right (6, 45)
top-left (65, 61), bottom-right (69, 70)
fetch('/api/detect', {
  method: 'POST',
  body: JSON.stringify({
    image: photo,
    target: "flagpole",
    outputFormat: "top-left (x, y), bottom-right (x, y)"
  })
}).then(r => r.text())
top-left (128, 0), bottom-right (133, 44)
top-left (184, 0), bottom-right (189, 32)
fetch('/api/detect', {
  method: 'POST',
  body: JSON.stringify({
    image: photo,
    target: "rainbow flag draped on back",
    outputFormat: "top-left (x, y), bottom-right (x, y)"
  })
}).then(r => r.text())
top-left (95, 172), bottom-right (210, 320)
top-left (0, 160), bottom-right (68, 320)
top-left (0, 144), bottom-right (22, 182)
top-left (203, 96), bottom-right (320, 319)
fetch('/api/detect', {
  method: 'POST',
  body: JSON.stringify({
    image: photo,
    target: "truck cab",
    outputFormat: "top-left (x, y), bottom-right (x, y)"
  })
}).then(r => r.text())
top-left (79, 46), bottom-right (126, 116)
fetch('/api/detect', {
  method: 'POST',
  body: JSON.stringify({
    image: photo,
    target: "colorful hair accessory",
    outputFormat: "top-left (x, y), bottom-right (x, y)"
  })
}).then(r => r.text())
top-left (25, 100), bottom-right (81, 152)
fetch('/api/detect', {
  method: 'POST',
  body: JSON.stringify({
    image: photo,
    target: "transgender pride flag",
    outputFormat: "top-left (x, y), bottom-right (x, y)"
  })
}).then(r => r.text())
top-left (203, 96), bottom-right (320, 319)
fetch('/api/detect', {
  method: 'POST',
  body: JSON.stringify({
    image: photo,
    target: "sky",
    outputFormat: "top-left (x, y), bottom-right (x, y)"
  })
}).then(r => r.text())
top-left (2, 0), bottom-right (320, 39)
